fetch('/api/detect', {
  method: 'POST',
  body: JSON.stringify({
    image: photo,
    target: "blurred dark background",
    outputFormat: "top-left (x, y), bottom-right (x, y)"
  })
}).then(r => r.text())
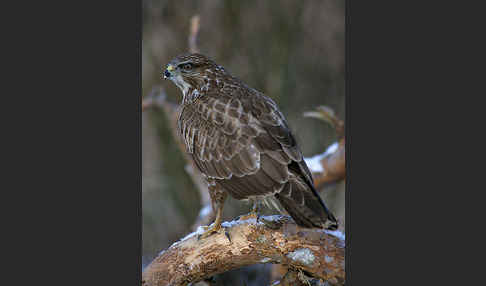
top-left (142, 0), bottom-right (345, 284)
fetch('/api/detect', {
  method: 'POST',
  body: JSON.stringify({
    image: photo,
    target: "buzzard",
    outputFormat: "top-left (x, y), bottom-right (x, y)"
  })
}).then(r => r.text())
top-left (164, 53), bottom-right (338, 238)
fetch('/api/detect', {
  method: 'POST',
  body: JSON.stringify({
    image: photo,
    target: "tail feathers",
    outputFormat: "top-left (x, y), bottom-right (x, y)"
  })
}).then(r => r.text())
top-left (275, 180), bottom-right (338, 230)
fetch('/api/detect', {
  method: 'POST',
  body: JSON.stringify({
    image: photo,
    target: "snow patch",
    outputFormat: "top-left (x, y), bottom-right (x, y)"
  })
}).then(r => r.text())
top-left (221, 217), bottom-right (263, 228)
top-left (304, 142), bottom-right (339, 172)
top-left (324, 229), bottom-right (345, 241)
top-left (286, 248), bottom-right (315, 266)
top-left (325, 142), bottom-right (339, 154)
top-left (261, 214), bottom-right (285, 222)
top-left (167, 217), bottom-right (271, 249)
top-left (169, 225), bottom-right (206, 248)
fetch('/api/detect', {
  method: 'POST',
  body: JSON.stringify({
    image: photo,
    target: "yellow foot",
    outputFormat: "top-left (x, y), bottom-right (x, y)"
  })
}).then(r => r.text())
top-left (197, 222), bottom-right (231, 243)
top-left (197, 223), bottom-right (221, 240)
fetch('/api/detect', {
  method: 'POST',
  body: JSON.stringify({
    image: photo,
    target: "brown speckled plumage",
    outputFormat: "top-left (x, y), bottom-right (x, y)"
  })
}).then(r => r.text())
top-left (164, 53), bottom-right (337, 230)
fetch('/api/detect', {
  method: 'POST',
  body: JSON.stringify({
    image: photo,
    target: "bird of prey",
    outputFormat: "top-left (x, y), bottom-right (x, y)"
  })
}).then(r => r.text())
top-left (163, 53), bottom-right (338, 238)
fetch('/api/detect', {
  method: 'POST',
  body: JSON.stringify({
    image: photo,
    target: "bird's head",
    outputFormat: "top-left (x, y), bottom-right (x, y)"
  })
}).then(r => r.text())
top-left (163, 53), bottom-right (226, 94)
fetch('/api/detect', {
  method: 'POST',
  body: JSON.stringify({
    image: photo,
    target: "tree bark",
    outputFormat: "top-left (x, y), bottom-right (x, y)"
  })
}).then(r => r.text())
top-left (142, 215), bottom-right (345, 286)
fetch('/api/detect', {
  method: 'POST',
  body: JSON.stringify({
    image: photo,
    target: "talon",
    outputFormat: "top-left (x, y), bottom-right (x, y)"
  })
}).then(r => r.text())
top-left (198, 223), bottom-right (222, 240)
top-left (197, 225), bottom-right (208, 240)
top-left (224, 228), bottom-right (231, 243)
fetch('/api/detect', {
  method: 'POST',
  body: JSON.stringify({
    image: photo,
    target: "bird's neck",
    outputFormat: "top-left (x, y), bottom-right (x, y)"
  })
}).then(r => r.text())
top-left (182, 87), bottom-right (201, 104)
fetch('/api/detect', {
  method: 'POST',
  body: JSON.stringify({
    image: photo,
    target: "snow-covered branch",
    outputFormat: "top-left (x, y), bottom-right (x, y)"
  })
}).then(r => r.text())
top-left (304, 139), bottom-right (345, 189)
top-left (303, 106), bottom-right (346, 190)
top-left (141, 215), bottom-right (345, 286)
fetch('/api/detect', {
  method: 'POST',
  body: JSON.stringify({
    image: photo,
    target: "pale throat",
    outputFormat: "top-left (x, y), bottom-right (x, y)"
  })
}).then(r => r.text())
top-left (172, 75), bottom-right (203, 104)
top-left (172, 73), bottom-right (215, 104)
top-left (172, 74), bottom-right (192, 96)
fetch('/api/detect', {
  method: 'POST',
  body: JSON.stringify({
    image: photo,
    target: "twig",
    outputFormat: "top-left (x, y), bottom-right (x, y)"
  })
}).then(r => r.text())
top-left (303, 106), bottom-right (344, 140)
top-left (188, 15), bottom-right (200, 54)
top-left (142, 215), bottom-right (345, 286)
top-left (142, 86), bottom-right (167, 112)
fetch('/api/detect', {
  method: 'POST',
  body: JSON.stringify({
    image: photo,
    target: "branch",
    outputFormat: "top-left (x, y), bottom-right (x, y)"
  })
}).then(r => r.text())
top-left (303, 106), bottom-right (346, 190)
top-left (303, 106), bottom-right (344, 140)
top-left (142, 215), bottom-right (345, 286)
top-left (304, 140), bottom-right (345, 190)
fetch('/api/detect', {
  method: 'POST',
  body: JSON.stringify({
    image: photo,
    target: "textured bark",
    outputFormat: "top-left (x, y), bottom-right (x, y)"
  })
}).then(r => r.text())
top-left (142, 215), bottom-right (345, 286)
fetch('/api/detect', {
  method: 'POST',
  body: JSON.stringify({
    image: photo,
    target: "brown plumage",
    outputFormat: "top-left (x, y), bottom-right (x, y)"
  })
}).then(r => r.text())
top-left (164, 53), bottom-right (337, 234)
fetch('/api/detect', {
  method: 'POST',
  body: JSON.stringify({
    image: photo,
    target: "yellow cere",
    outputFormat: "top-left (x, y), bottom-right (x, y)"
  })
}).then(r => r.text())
top-left (167, 65), bottom-right (175, 72)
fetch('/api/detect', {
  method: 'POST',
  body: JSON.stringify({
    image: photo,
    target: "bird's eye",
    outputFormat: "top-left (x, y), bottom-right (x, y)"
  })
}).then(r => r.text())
top-left (181, 63), bottom-right (193, 70)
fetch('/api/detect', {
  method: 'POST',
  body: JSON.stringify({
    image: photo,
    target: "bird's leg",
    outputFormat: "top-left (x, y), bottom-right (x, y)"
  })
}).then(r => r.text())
top-left (198, 203), bottom-right (224, 239)
top-left (198, 182), bottom-right (228, 240)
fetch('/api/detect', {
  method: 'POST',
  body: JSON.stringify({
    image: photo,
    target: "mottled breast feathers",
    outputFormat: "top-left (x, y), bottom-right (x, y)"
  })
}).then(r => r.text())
top-left (178, 86), bottom-right (312, 200)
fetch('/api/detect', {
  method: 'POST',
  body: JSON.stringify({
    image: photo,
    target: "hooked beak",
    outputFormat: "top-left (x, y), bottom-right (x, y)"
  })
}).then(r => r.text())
top-left (163, 64), bottom-right (175, 79)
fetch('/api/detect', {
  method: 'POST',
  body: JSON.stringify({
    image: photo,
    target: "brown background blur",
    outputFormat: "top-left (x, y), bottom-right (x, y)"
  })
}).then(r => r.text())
top-left (142, 1), bottom-right (345, 284)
